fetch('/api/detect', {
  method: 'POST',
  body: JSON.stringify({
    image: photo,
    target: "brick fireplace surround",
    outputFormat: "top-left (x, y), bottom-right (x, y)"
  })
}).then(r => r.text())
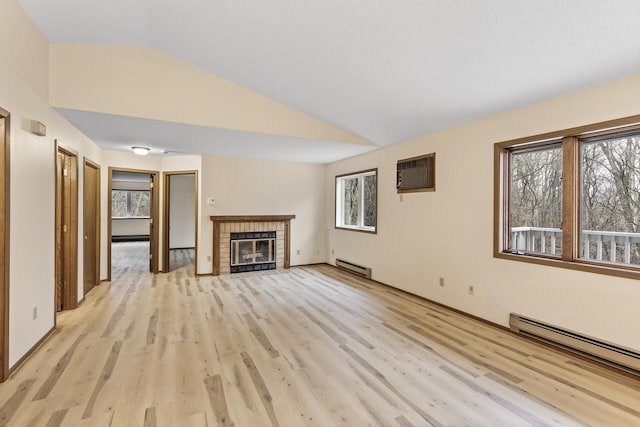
top-left (210, 215), bottom-right (295, 276)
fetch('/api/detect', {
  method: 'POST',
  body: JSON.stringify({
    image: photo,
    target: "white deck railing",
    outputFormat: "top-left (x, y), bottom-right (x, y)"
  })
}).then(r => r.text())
top-left (510, 226), bottom-right (640, 264)
top-left (511, 227), bottom-right (562, 256)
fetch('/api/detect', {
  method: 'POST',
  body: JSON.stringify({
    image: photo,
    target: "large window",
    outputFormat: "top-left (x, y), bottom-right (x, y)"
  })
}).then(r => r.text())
top-left (495, 116), bottom-right (640, 279)
top-left (336, 169), bottom-right (377, 233)
top-left (111, 190), bottom-right (151, 218)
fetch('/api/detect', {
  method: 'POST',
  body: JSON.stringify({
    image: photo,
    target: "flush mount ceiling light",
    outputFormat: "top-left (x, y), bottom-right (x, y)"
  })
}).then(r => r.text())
top-left (132, 146), bottom-right (150, 156)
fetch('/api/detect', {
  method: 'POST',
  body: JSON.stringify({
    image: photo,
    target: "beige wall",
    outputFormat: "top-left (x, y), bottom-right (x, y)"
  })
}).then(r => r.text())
top-left (112, 219), bottom-right (150, 237)
top-left (111, 180), bottom-right (150, 191)
top-left (200, 155), bottom-right (326, 273)
top-left (49, 44), bottom-right (373, 146)
top-left (1, 0), bottom-right (103, 367)
top-left (0, 0), bottom-right (48, 101)
top-left (326, 74), bottom-right (640, 351)
top-left (169, 174), bottom-right (196, 249)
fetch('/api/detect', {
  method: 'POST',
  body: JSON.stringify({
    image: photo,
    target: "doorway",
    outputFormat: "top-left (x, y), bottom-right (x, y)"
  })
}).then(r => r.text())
top-left (83, 159), bottom-right (100, 295)
top-left (162, 171), bottom-right (198, 273)
top-left (0, 107), bottom-right (10, 380)
top-left (55, 144), bottom-right (79, 311)
top-left (107, 168), bottom-right (159, 280)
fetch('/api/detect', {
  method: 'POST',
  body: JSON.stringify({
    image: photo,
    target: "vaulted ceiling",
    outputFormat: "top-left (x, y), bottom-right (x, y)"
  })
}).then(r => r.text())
top-left (19, 0), bottom-right (640, 163)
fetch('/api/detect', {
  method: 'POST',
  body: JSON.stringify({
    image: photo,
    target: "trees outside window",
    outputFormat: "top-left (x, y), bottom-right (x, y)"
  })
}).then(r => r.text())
top-left (363, 174), bottom-right (376, 228)
top-left (336, 169), bottom-right (377, 233)
top-left (112, 190), bottom-right (128, 218)
top-left (111, 190), bottom-right (150, 218)
top-left (581, 134), bottom-right (640, 265)
top-left (509, 144), bottom-right (563, 256)
top-left (496, 117), bottom-right (640, 279)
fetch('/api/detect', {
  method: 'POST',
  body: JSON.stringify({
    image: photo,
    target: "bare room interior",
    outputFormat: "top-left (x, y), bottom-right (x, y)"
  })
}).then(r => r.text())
top-left (1, 0), bottom-right (640, 426)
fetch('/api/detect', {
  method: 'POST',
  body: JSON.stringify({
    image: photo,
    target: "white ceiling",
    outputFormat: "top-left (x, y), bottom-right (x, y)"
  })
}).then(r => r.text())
top-left (19, 0), bottom-right (640, 162)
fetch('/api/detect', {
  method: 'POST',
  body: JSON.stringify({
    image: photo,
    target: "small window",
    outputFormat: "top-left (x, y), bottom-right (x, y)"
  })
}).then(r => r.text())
top-left (396, 153), bottom-right (435, 193)
top-left (336, 169), bottom-right (377, 233)
top-left (111, 190), bottom-right (150, 218)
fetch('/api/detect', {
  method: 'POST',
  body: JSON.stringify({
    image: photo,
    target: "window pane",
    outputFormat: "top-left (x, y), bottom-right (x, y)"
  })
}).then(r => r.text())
top-left (130, 191), bottom-right (150, 217)
top-left (363, 174), bottom-right (376, 227)
top-left (111, 190), bottom-right (128, 218)
top-left (509, 145), bottom-right (563, 256)
top-left (336, 169), bottom-right (376, 232)
top-left (581, 135), bottom-right (640, 266)
top-left (343, 177), bottom-right (359, 226)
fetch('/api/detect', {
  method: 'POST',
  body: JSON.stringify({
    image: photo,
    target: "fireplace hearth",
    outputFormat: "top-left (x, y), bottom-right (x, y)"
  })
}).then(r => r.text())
top-left (210, 215), bottom-right (295, 276)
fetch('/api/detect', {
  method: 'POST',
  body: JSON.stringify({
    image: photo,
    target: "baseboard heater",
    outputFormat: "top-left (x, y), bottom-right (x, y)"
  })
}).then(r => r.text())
top-left (335, 258), bottom-right (372, 279)
top-left (509, 313), bottom-right (640, 375)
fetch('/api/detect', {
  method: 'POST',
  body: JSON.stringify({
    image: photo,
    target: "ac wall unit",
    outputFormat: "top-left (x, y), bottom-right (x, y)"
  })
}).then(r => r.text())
top-left (396, 153), bottom-right (435, 193)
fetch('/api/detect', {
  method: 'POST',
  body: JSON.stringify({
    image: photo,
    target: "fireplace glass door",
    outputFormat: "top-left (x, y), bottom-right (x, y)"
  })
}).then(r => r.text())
top-left (230, 231), bottom-right (276, 273)
top-left (237, 240), bottom-right (255, 265)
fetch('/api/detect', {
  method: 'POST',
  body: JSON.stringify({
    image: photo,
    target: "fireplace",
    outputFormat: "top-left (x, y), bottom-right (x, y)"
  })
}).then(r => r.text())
top-left (210, 215), bottom-right (295, 276)
top-left (230, 231), bottom-right (276, 273)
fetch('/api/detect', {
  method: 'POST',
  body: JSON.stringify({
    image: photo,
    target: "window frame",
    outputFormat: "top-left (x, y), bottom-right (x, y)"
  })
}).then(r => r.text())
top-left (111, 189), bottom-right (151, 219)
top-left (335, 168), bottom-right (378, 234)
top-left (494, 114), bottom-right (640, 280)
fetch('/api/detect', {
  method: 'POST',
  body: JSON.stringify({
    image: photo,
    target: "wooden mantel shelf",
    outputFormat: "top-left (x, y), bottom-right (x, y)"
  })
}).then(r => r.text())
top-left (210, 215), bottom-right (296, 276)
top-left (210, 215), bottom-right (295, 223)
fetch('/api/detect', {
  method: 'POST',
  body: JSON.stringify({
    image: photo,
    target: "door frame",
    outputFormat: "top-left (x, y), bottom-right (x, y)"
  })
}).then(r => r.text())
top-left (55, 143), bottom-right (79, 311)
top-left (0, 107), bottom-right (10, 381)
top-left (83, 158), bottom-right (101, 296)
top-left (162, 170), bottom-right (198, 273)
top-left (107, 167), bottom-right (160, 280)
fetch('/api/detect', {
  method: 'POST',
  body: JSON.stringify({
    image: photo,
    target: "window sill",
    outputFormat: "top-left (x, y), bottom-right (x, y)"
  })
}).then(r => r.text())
top-left (494, 251), bottom-right (640, 280)
top-left (111, 217), bottom-right (151, 220)
top-left (335, 225), bottom-right (377, 234)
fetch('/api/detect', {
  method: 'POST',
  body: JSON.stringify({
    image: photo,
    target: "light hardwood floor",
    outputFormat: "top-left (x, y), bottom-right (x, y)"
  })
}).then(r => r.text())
top-left (111, 241), bottom-right (153, 278)
top-left (0, 257), bottom-right (638, 426)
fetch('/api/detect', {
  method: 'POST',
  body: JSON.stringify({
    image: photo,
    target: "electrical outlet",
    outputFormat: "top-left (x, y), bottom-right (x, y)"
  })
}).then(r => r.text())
top-left (33, 306), bottom-right (37, 320)
top-left (207, 255), bottom-right (211, 261)
top-left (468, 286), bottom-right (474, 295)
top-left (296, 249), bottom-right (301, 255)
top-left (331, 249), bottom-right (334, 255)
top-left (439, 277), bottom-right (445, 287)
